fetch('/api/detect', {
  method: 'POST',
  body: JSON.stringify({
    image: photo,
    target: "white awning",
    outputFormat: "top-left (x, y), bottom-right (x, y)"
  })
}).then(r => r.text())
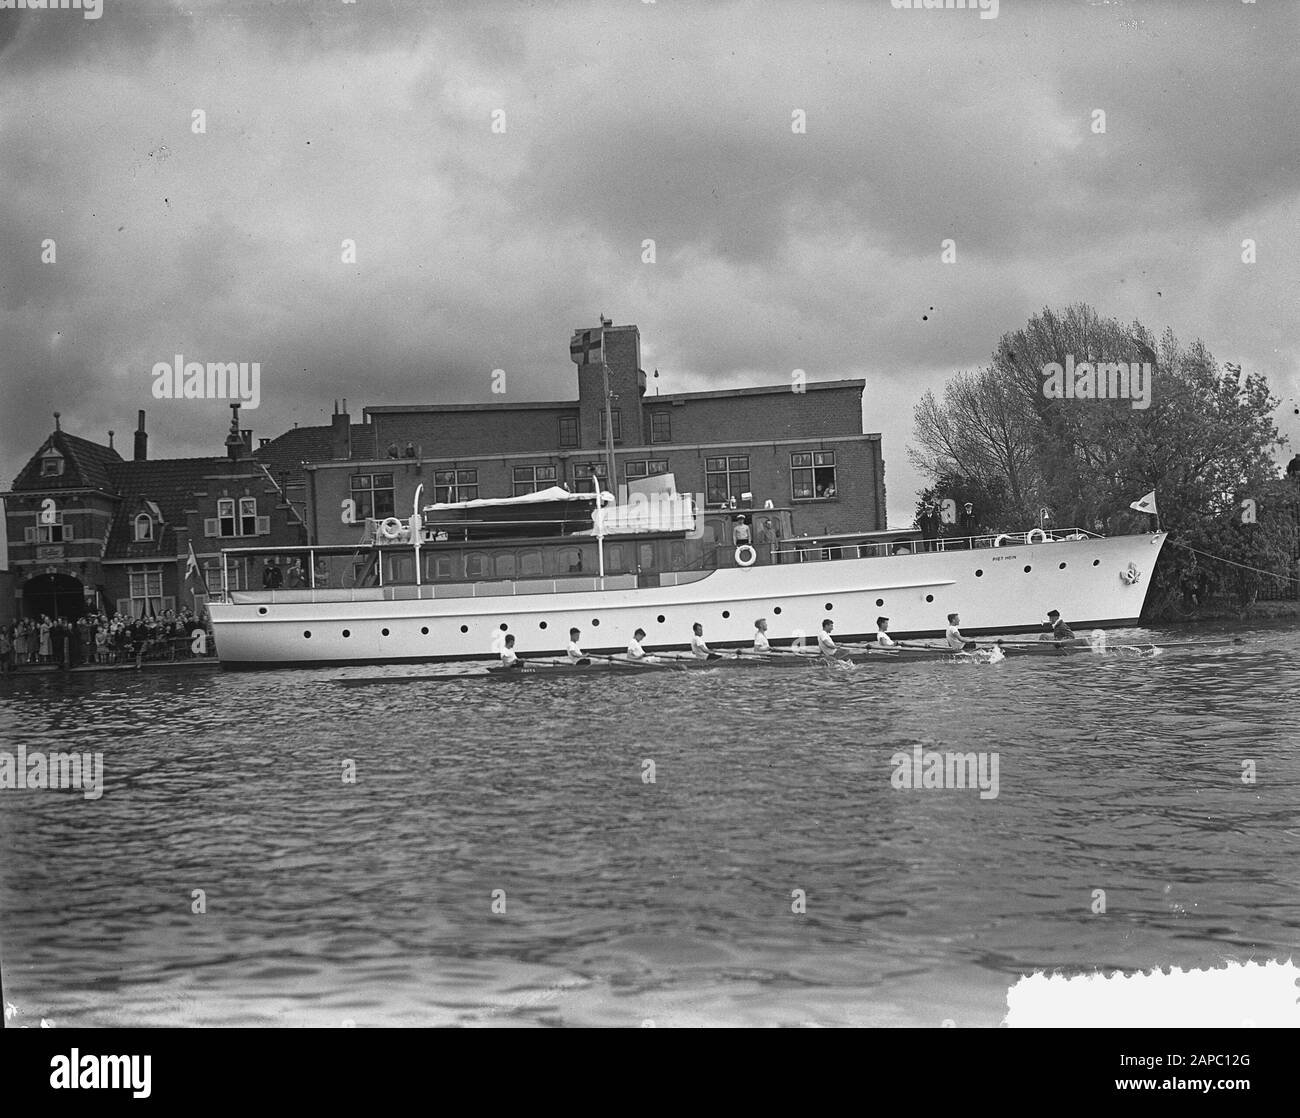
top-left (422, 485), bottom-right (613, 512)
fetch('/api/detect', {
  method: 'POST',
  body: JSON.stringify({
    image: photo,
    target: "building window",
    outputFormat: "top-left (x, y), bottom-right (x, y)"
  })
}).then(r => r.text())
top-left (513, 465), bottom-right (559, 496)
top-left (350, 473), bottom-right (396, 520)
top-left (705, 456), bottom-right (750, 506)
top-left (599, 410), bottom-right (622, 445)
top-left (41, 454), bottom-right (64, 476)
top-left (625, 459), bottom-right (669, 481)
top-left (650, 412), bottom-right (671, 444)
top-left (791, 451), bottom-right (837, 500)
top-left (239, 497), bottom-right (258, 535)
top-left (558, 416), bottom-right (579, 448)
top-left (434, 469), bottom-right (478, 504)
top-left (571, 462), bottom-right (609, 492)
top-left (217, 499), bottom-right (236, 537)
top-left (134, 513), bottom-right (154, 542)
top-left (128, 568), bottom-right (164, 618)
top-left (28, 511), bottom-right (68, 544)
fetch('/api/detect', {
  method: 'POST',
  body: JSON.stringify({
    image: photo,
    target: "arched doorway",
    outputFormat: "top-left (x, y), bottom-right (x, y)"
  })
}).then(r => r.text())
top-left (23, 573), bottom-right (85, 620)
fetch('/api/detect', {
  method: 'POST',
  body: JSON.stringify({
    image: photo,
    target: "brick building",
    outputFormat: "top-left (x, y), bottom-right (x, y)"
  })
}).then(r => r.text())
top-left (3, 407), bottom-right (307, 621)
top-left (269, 319), bottom-right (886, 548)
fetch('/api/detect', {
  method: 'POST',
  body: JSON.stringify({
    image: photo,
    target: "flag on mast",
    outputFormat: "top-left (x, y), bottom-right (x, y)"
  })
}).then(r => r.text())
top-left (569, 327), bottom-right (604, 365)
top-left (185, 542), bottom-right (209, 596)
top-left (1129, 490), bottom-right (1158, 515)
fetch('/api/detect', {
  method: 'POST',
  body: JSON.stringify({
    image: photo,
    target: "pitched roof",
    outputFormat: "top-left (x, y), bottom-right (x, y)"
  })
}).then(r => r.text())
top-left (10, 430), bottom-right (124, 493)
top-left (255, 422), bottom-right (374, 493)
top-left (101, 457), bottom-right (231, 561)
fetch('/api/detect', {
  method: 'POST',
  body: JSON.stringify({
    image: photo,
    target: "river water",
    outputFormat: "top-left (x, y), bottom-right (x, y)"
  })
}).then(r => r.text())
top-left (1, 622), bottom-right (1297, 1027)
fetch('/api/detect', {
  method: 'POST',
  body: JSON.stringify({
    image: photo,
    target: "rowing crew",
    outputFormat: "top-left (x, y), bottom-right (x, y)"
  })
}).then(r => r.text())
top-left (499, 609), bottom-right (1077, 667)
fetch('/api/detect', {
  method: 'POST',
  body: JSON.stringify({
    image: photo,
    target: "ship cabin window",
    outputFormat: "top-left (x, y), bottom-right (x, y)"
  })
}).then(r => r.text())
top-left (495, 554), bottom-right (516, 579)
top-left (606, 545), bottom-right (624, 573)
top-left (670, 541), bottom-right (686, 569)
top-left (512, 465), bottom-right (558, 496)
top-left (791, 451), bottom-right (837, 501)
top-left (426, 554), bottom-right (455, 581)
top-left (639, 543), bottom-right (656, 571)
top-left (558, 547), bottom-right (582, 573)
top-left (465, 552), bottom-right (488, 579)
top-left (350, 473), bottom-right (396, 520)
top-left (386, 554), bottom-right (414, 584)
top-left (519, 550), bottom-right (543, 577)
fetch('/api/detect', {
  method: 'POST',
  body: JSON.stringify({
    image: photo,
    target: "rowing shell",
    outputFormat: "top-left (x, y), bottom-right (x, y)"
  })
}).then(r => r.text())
top-left (330, 640), bottom-right (1093, 687)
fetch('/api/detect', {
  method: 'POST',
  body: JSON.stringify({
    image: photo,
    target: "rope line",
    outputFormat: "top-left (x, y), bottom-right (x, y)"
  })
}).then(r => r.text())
top-left (1167, 538), bottom-right (1300, 584)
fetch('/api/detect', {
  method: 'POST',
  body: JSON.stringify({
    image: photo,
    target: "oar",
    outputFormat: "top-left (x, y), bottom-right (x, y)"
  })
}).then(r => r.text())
top-left (587, 652), bottom-right (661, 669)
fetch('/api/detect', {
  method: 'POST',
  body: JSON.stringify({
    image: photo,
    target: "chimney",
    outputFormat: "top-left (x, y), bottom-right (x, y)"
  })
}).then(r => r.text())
top-left (225, 403), bottom-right (246, 460)
top-left (134, 410), bottom-right (148, 461)
top-left (108, 430), bottom-right (115, 451)
top-left (330, 398), bottom-right (352, 460)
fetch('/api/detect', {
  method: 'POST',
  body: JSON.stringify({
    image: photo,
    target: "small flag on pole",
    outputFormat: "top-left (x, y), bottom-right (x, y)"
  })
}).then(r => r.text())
top-left (186, 542), bottom-right (209, 595)
top-left (569, 327), bottom-right (604, 366)
top-left (1129, 490), bottom-right (1158, 515)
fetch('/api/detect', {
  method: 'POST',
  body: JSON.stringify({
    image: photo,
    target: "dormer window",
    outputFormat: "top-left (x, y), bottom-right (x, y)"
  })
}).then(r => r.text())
top-left (134, 513), bottom-right (154, 542)
top-left (40, 450), bottom-right (64, 477)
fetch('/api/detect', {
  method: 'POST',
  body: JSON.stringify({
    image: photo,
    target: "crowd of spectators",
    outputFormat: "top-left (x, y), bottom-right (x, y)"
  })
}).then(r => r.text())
top-left (0, 609), bottom-right (212, 672)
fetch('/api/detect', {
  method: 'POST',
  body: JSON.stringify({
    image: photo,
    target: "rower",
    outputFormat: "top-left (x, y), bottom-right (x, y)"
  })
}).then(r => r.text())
top-left (945, 612), bottom-right (976, 652)
top-left (753, 618), bottom-right (771, 653)
top-left (875, 616), bottom-right (899, 648)
top-left (627, 627), bottom-right (651, 661)
top-left (1040, 609), bottom-right (1076, 642)
top-left (817, 619), bottom-right (849, 660)
top-left (500, 633), bottom-right (521, 669)
top-left (690, 622), bottom-right (720, 660)
top-left (567, 627), bottom-right (591, 666)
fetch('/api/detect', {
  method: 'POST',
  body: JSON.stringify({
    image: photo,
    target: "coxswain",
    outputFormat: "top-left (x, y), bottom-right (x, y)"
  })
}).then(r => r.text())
top-left (875, 616), bottom-right (899, 648)
top-left (567, 627), bottom-right (591, 665)
top-left (945, 612), bottom-right (976, 651)
top-left (753, 618), bottom-right (771, 653)
top-left (1041, 609), bottom-right (1076, 642)
top-left (817, 619), bottom-right (849, 660)
top-left (500, 633), bottom-right (521, 668)
top-left (690, 622), bottom-right (720, 660)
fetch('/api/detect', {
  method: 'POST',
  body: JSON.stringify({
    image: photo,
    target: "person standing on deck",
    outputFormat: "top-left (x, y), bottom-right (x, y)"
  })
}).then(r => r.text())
top-left (958, 502), bottom-right (979, 548)
top-left (874, 616), bottom-right (900, 648)
top-left (1039, 610), bottom-right (1076, 642)
top-left (500, 633), bottom-right (520, 668)
top-left (732, 515), bottom-right (751, 547)
top-left (753, 618), bottom-right (771, 653)
top-left (817, 619), bottom-right (849, 660)
top-left (690, 622), bottom-right (720, 660)
top-left (566, 628), bottom-right (590, 665)
top-left (758, 518), bottom-right (779, 564)
top-left (945, 613), bottom-right (976, 651)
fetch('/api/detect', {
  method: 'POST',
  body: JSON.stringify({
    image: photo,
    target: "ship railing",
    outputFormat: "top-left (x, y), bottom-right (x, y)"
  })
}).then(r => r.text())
top-left (774, 527), bottom-right (1103, 562)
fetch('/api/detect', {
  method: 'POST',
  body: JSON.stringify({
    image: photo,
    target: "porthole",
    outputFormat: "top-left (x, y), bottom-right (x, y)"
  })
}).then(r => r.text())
top-left (342, 629), bottom-right (351, 638)
top-left (1023, 566), bottom-right (1032, 573)
top-left (381, 628), bottom-right (390, 636)
top-left (974, 570), bottom-right (983, 578)
top-left (421, 627), bottom-right (429, 635)
top-left (539, 621), bottom-right (548, 629)
top-left (925, 594), bottom-right (934, 603)
top-left (592, 618), bottom-right (600, 627)
top-left (460, 625), bottom-right (468, 634)
top-left (499, 623), bottom-right (509, 631)
top-left (1058, 562), bottom-right (1067, 570)
top-left (657, 615), bottom-right (666, 623)
top-left (824, 602), bottom-right (833, 611)
top-left (258, 607), bottom-right (268, 615)
top-left (303, 631), bottom-right (311, 639)
top-left (1092, 559), bottom-right (1100, 566)
top-left (773, 606), bottom-right (783, 615)
top-left (875, 599), bottom-right (884, 607)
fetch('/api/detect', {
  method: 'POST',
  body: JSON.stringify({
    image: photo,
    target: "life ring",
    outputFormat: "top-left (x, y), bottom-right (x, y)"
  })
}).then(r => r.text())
top-left (1122, 563), bottom-right (1141, 585)
top-left (1026, 528), bottom-right (1048, 544)
top-left (993, 534), bottom-right (1011, 548)
top-left (734, 544), bottom-right (757, 567)
top-left (379, 517), bottom-right (404, 540)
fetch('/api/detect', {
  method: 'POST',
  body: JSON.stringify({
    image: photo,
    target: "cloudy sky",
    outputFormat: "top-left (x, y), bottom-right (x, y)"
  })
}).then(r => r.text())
top-left (2, 0), bottom-right (1298, 524)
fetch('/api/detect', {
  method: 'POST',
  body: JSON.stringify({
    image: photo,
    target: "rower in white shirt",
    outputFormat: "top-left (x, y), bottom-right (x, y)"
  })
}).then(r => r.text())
top-left (944, 612), bottom-right (975, 651)
top-left (500, 633), bottom-right (520, 668)
top-left (753, 618), bottom-right (771, 653)
top-left (567, 627), bottom-right (591, 665)
top-left (817, 618), bottom-right (849, 660)
top-left (875, 616), bottom-right (898, 648)
top-left (689, 622), bottom-right (720, 660)
top-left (627, 627), bottom-right (653, 661)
